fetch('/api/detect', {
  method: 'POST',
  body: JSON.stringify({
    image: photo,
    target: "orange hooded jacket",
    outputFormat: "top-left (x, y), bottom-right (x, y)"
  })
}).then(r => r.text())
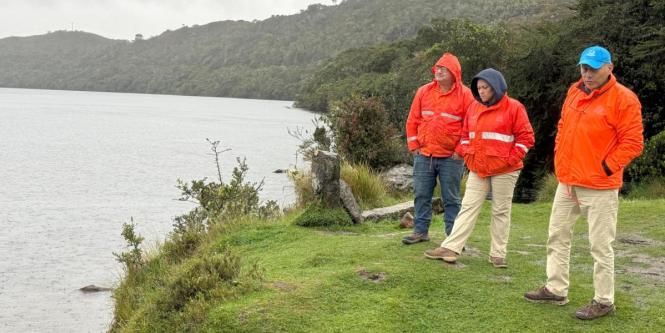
top-left (554, 74), bottom-right (644, 189)
top-left (456, 68), bottom-right (534, 178)
top-left (405, 53), bottom-right (474, 157)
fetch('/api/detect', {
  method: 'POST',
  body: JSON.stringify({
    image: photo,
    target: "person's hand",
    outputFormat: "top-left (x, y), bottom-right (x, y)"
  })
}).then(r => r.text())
top-left (412, 148), bottom-right (421, 156)
top-left (452, 152), bottom-right (462, 160)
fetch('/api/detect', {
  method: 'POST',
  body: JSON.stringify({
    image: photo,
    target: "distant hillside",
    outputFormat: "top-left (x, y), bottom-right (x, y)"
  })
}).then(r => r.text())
top-left (0, 0), bottom-right (574, 100)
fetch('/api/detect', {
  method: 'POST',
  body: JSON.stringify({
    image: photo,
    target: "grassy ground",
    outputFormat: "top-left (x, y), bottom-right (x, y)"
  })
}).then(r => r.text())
top-left (194, 199), bottom-right (665, 332)
top-left (113, 199), bottom-right (665, 332)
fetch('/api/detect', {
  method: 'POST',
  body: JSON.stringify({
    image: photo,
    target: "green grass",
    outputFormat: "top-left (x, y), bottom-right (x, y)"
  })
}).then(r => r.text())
top-left (113, 199), bottom-right (665, 332)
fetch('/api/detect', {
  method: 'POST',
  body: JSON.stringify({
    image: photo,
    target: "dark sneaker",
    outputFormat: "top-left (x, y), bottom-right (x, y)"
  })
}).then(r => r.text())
top-left (402, 232), bottom-right (429, 245)
top-left (524, 286), bottom-right (569, 305)
top-left (575, 300), bottom-right (615, 320)
top-left (489, 256), bottom-right (508, 268)
top-left (424, 247), bottom-right (458, 263)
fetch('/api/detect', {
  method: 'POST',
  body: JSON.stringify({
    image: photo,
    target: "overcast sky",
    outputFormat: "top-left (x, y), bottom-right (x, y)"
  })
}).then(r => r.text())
top-left (0, 0), bottom-right (336, 40)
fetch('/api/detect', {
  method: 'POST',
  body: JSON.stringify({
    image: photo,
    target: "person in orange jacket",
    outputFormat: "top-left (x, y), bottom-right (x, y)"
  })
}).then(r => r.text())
top-left (402, 52), bottom-right (474, 244)
top-left (524, 46), bottom-right (644, 320)
top-left (423, 68), bottom-right (534, 268)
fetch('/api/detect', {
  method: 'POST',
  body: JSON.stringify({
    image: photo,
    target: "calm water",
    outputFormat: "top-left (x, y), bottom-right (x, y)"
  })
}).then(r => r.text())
top-left (0, 88), bottom-right (315, 332)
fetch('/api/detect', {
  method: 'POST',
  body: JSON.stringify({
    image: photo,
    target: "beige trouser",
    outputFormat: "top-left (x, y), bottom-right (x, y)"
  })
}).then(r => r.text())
top-left (545, 183), bottom-right (619, 305)
top-left (440, 170), bottom-right (520, 258)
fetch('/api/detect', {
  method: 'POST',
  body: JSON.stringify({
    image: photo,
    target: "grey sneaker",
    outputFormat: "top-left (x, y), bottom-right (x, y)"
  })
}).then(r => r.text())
top-left (575, 300), bottom-right (615, 320)
top-left (402, 232), bottom-right (429, 245)
top-left (524, 286), bottom-right (569, 305)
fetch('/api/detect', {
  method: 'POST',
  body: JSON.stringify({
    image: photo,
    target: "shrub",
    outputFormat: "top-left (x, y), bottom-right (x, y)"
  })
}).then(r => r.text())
top-left (113, 219), bottom-right (145, 273)
top-left (328, 95), bottom-right (404, 170)
top-left (627, 130), bottom-right (665, 187)
top-left (626, 177), bottom-right (665, 200)
top-left (340, 162), bottom-right (388, 209)
top-left (288, 169), bottom-right (316, 208)
top-left (535, 173), bottom-right (559, 202)
top-left (293, 202), bottom-right (353, 227)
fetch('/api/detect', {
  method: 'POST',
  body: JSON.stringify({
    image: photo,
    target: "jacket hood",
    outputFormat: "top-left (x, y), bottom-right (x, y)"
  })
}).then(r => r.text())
top-left (431, 53), bottom-right (463, 85)
top-left (471, 68), bottom-right (507, 106)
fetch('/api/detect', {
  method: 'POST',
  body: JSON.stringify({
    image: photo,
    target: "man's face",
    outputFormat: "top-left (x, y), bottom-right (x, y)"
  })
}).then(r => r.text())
top-left (434, 66), bottom-right (454, 85)
top-left (580, 63), bottom-right (613, 90)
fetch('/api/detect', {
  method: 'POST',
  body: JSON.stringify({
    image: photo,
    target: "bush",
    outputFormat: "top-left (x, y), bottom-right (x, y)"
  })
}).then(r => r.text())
top-left (288, 169), bottom-right (316, 208)
top-left (293, 202), bottom-right (353, 227)
top-left (627, 130), bottom-right (665, 187)
top-left (328, 95), bottom-right (404, 170)
top-left (626, 177), bottom-right (665, 200)
top-left (340, 162), bottom-right (389, 209)
top-left (535, 173), bottom-right (559, 202)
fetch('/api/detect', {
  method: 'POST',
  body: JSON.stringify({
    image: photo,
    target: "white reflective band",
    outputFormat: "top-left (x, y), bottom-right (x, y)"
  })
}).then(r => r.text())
top-left (440, 112), bottom-right (462, 121)
top-left (422, 110), bottom-right (434, 116)
top-left (516, 143), bottom-right (529, 153)
top-left (469, 132), bottom-right (476, 139)
top-left (407, 136), bottom-right (418, 142)
top-left (460, 140), bottom-right (470, 145)
top-left (481, 132), bottom-right (515, 142)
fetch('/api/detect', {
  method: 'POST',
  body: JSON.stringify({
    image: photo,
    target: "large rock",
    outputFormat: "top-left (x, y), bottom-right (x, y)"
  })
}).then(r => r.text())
top-left (362, 197), bottom-right (443, 222)
top-left (381, 164), bottom-right (413, 193)
top-left (340, 180), bottom-right (363, 224)
top-left (311, 150), bottom-right (341, 207)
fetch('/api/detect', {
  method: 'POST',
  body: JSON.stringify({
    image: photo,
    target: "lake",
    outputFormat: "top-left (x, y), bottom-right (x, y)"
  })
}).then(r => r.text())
top-left (0, 88), bottom-right (316, 332)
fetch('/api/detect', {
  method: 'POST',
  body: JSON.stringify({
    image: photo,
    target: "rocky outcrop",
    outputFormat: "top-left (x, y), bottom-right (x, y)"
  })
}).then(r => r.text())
top-left (381, 164), bottom-right (413, 193)
top-left (79, 285), bottom-right (113, 293)
top-left (362, 197), bottom-right (443, 222)
top-left (340, 180), bottom-right (363, 224)
top-left (311, 150), bottom-right (341, 207)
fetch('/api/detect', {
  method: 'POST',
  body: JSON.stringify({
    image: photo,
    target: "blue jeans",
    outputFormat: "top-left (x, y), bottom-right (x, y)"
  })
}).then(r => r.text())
top-left (413, 154), bottom-right (465, 235)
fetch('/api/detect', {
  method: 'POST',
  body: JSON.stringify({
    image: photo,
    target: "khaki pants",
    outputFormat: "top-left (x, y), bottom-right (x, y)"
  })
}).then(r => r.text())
top-left (441, 170), bottom-right (520, 258)
top-left (545, 183), bottom-right (619, 305)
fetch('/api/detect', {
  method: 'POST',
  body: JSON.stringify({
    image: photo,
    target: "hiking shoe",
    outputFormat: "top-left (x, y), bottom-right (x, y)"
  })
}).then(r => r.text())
top-left (424, 247), bottom-right (458, 263)
top-left (524, 286), bottom-right (569, 305)
top-left (402, 232), bottom-right (429, 245)
top-left (575, 300), bottom-right (615, 320)
top-left (489, 256), bottom-right (508, 268)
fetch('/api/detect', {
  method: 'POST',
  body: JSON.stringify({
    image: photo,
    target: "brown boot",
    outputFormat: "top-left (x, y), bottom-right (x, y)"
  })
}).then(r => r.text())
top-left (524, 286), bottom-right (569, 305)
top-left (489, 256), bottom-right (507, 268)
top-left (575, 300), bottom-right (615, 320)
top-left (423, 247), bottom-right (458, 263)
top-left (402, 232), bottom-right (429, 245)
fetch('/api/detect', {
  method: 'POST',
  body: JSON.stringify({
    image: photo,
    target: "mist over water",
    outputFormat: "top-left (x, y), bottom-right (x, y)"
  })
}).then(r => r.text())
top-left (0, 88), bottom-right (315, 332)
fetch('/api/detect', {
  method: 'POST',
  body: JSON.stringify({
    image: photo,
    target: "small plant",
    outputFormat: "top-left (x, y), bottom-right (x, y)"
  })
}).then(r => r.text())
top-left (288, 169), bottom-right (316, 207)
top-left (535, 173), bottom-right (559, 202)
top-left (113, 219), bottom-right (145, 272)
top-left (288, 117), bottom-right (334, 162)
top-left (293, 202), bottom-right (353, 227)
top-left (340, 162), bottom-right (389, 209)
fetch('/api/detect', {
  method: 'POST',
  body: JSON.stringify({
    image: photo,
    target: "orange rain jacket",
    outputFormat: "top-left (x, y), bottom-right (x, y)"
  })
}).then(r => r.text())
top-left (457, 94), bottom-right (535, 178)
top-left (554, 74), bottom-right (644, 189)
top-left (405, 53), bottom-right (474, 157)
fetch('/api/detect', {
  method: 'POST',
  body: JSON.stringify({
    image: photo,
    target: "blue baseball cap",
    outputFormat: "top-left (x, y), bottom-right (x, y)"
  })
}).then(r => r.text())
top-left (578, 46), bottom-right (612, 69)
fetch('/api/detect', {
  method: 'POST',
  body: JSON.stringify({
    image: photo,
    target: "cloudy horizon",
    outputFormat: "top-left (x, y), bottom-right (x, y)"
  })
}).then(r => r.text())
top-left (0, 0), bottom-right (336, 40)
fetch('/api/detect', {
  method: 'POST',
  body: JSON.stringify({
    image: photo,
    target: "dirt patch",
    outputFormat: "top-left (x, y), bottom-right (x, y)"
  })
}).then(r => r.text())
top-left (271, 281), bottom-right (297, 293)
top-left (462, 246), bottom-right (482, 258)
top-left (618, 234), bottom-right (661, 246)
top-left (491, 275), bottom-right (512, 283)
top-left (624, 254), bottom-right (665, 282)
top-left (357, 268), bottom-right (387, 283)
top-left (442, 261), bottom-right (466, 269)
top-left (315, 230), bottom-right (360, 236)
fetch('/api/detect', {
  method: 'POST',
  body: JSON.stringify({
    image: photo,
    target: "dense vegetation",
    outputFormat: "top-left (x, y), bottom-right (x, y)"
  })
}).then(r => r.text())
top-left (0, 0), bottom-right (573, 100)
top-left (295, 0), bottom-right (665, 200)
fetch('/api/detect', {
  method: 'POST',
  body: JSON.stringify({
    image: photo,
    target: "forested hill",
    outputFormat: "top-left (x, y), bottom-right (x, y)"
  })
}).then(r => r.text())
top-left (0, 0), bottom-right (573, 100)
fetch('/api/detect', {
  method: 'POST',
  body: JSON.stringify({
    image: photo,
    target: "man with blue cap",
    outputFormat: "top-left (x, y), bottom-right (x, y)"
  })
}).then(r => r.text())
top-left (524, 46), bottom-right (644, 320)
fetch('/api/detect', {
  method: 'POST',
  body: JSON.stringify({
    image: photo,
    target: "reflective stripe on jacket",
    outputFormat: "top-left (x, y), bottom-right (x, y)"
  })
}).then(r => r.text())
top-left (405, 53), bottom-right (474, 157)
top-left (555, 74), bottom-right (644, 189)
top-left (457, 95), bottom-right (535, 177)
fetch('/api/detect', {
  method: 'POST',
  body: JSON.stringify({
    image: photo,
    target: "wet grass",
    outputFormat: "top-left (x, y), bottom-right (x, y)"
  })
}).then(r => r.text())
top-left (113, 199), bottom-right (665, 332)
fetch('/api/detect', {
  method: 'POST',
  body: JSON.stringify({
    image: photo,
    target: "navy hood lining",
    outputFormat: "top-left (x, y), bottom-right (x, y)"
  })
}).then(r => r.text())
top-left (471, 68), bottom-right (508, 106)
